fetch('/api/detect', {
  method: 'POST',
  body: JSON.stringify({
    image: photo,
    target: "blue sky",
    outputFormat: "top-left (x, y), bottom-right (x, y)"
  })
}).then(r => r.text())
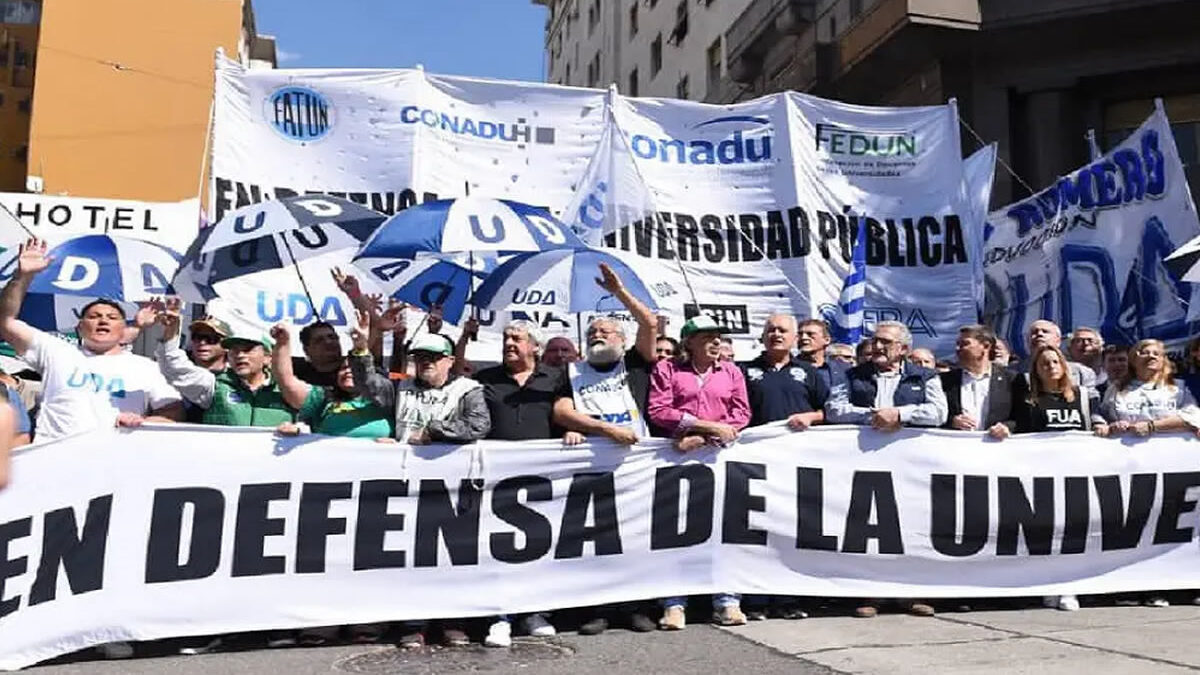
top-left (252, 1), bottom-right (550, 82)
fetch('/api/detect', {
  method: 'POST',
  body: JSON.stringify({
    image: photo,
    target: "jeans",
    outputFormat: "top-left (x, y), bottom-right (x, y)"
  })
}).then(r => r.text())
top-left (661, 593), bottom-right (740, 609)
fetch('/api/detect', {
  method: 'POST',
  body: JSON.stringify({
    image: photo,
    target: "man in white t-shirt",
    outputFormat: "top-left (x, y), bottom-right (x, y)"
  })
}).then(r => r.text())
top-left (0, 238), bottom-right (183, 442)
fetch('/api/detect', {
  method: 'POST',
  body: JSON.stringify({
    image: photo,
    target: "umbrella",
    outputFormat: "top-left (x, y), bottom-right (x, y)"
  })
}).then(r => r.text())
top-left (471, 248), bottom-right (659, 314)
top-left (1165, 233), bottom-right (1200, 282)
top-left (354, 196), bottom-right (585, 260)
top-left (353, 254), bottom-right (491, 324)
top-left (173, 195), bottom-right (386, 304)
top-left (28, 234), bottom-right (180, 301)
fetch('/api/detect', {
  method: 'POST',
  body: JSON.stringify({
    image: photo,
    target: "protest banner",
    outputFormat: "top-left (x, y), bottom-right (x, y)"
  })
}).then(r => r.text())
top-left (3, 424), bottom-right (1200, 669)
top-left (210, 56), bottom-right (985, 357)
top-left (982, 104), bottom-right (1200, 358)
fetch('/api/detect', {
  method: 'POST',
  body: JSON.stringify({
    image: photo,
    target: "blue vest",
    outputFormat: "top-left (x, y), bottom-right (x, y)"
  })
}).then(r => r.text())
top-left (847, 363), bottom-right (937, 408)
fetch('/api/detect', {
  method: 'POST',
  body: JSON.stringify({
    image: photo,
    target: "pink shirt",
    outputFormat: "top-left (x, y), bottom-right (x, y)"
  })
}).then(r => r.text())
top-left (648, 357), bottom-right (751, 437)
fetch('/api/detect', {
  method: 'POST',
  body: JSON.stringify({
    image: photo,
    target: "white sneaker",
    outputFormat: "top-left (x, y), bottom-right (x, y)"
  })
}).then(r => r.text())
top-left (178, 636), bottom-right (222, 655)
top-left (97, 641), bottom-right (134, 659)
top-left (1042, 595), bottom-right (1059, 609)
top-left (1056, 595), bottom-right (1080, 611)
top-left (1144, 596), bottom-right (1170, 608)
top-left (484, 620), bottom-right (512, 648)
top-left (523, 613), bottom-right (557, 637)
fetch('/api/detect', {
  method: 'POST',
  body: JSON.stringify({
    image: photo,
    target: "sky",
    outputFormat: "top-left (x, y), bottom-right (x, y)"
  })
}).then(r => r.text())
top-left (252, 1), bottom-right (550, 82)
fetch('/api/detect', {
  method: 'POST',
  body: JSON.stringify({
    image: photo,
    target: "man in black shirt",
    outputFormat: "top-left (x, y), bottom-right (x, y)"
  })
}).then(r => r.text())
top-left (475, 321), bottom-right (570, 441)
top-left (742, 314), bottom-right (827, 430)
top-left (797, 318), bottom-right (849, 392)
top-left (293, 321), bottom-right (344, 387)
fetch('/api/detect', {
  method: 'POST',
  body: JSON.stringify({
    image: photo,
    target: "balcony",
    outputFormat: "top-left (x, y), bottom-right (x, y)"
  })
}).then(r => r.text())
top-left (726, 0), bottom-right (815, 84)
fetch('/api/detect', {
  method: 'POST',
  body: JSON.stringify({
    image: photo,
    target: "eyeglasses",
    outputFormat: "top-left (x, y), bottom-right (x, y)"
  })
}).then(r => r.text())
top-left (192, 333), bottom-right (221, 345)
top-left (587, 328), bottom-right (621, 339)
top-left (872, 336), bottom-right (898, 347)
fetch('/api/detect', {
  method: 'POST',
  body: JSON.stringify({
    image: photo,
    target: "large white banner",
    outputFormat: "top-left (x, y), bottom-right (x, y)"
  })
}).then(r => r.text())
top-left (0, 194), bottom-right (200, 254)
top-left (210, 57), bottom-right (980, 357)
top-left (4, 425), bottom-right (1200, 669)
top-left (982, 104), bottom-right (1200, 358)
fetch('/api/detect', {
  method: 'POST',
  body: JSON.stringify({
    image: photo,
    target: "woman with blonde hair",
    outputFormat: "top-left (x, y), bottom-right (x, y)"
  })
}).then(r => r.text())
top-left (1100, 339), bottom-right (1200, 438)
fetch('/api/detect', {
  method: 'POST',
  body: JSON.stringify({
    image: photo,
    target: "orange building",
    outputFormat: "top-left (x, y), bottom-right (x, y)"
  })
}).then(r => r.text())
top-left (1, 0), bottom-right (276, 201)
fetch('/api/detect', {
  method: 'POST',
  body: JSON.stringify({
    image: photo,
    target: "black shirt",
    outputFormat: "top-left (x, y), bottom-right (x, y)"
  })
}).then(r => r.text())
top-left (477, 362), bottom-right (571, 440)
top-left (1015, 387), bottom-right (1099, 433)
top-left (740, 355), bottom-right (828, 427)
top-left (293, 357), bottom-right (339, 388)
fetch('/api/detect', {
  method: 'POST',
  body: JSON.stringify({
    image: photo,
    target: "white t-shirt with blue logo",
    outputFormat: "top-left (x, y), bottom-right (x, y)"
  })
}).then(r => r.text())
top-left (24, 330), bottom-right (181, 441)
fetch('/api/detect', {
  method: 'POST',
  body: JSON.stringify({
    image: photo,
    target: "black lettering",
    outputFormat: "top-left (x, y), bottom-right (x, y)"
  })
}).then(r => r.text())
top-left (865, 218), bottom-right (886, 265)
top-left (555, 472), bottom-right (622, 558)
top-left (674, 213), bottom-right (699, 262)
top-left (353, 479), bottom-right (408, 570)
top-left (816, 211), bottom-right (838, 260)
top-left (796, 468), bottom-right (837, 550)
top-left (231, 483), bottom-right (291, 577)
top-left (1061, 476), bottom-right (1090, 554)
top-left (110, 207), bottom-right (134, 230)
top-left (842, 471), bottom-right (903, 554)
top-left (145, 487), bottom-right (225, 583)
top-left (414, 479), bottom-right (481, 567)
top-left (490, 476), bottom-right (554, 564)
top-left (1095, 474), bottom-right (1156, 550)
top-left (764, 210), bottom-right (790, 259)
top-left (917, 216), bottom-right (941, 266)
top-left (930, 475), bottom-right (988, 557)
top-left (943, 215), bottom-right (967, 264)
top-left (722, 462), bottom-right (767, 545)
top-left (295, 482), bottom-right (352, 574)
top-left (738, 214), bottom-right (764, 262)
top-left (0, 517), bottom-right (31, 619)
top-left (214, 178), bottom-right (234, 220)
top-left (700, 214), bottom-right (726, 263)
top-left (29, 495), bottom-right (112, 605)
top-left (1154, 472), bottom-right (1200, 544)
top-left (650, 465), bottom-right (714, 550)
top-left (787, 207), bottom-right (810, 257)
top-left (996, 477), bottom-right (1053, 555)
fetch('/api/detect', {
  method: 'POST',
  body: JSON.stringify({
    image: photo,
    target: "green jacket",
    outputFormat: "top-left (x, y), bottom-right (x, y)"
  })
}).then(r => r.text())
top-left (202, 370), bottom-right (296, 427)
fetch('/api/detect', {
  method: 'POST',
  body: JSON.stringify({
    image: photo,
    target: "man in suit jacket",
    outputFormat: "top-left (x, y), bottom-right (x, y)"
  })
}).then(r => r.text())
top-left (942, 324), bottom-right (1019, 432)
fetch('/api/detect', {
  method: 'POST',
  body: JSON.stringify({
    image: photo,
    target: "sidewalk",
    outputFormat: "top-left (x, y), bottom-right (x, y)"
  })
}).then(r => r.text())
top-left (723, 606), bottom-right (1200, 674)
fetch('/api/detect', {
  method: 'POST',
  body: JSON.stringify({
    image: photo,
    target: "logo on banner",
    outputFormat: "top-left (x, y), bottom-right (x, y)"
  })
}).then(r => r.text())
top-left (630, 115), bottom-right (773, 166)
top-left (264, 86), bottom-right (334, 142)
top-left (683, 304), bottom-right (750, 334)
top-left (817, 303), bottom-right (937, 338)
top-left (814, 123), bottom-right (917, 157)
top-left (399, 106), bottom-right (556, 147)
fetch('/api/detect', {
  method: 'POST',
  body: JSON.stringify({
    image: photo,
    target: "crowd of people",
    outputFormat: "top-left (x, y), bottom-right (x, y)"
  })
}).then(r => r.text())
top-left (2, 235), bottom-right (1200, 656)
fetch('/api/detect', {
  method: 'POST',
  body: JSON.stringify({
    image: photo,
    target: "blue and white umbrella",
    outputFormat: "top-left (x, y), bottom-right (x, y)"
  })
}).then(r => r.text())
top-left (173, 195), bottom-right (387, 300)
top-left (355, 196), bottom-right (585, 260)
top-left (354, 254), bottom-right (493, 324)
top-left (28, 234), bottom-right (180, 301)
top-left (471, 248), bottom-right (659, 314)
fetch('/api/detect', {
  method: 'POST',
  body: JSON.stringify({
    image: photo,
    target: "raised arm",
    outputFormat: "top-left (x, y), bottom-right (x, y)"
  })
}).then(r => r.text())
top-left (597, 263), bottom-right (657, 362)
top-left (348, 309), bottom-right (395, 410)
top-left (269, 323), bottom-right (313, 409)
top-left (451, 315), bottom-right (479, 377)
top-left (153, 298), bottom-right (216, 409)
top-left (0, 238), bottom-right (50, 354)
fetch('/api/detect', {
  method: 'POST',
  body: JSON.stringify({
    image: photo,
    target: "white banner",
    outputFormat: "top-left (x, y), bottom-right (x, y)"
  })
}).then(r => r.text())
top-left (982, 104), bottom-right (1200, 358)
top-left (210, 57), bottom-right (978, 358)
top-left (4, 425), bottom-right (1200, 669)
top-left (0, 194), bottom-right (200, 254)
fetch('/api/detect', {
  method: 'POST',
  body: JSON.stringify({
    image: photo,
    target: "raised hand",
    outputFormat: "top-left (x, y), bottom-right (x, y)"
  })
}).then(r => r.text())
top-left (427, 304), bottom-right (444, 334)
top-left (269, 322), bottom-right (291, 348)
top-left (350, 308), bottom-right (371, 351)
top-left (378, 300), bottom-right (407, 333)
top-left (16, 238), bottom-right (51, 277)
top-left (362, 293), bottom-right (385, 316)
top-left (595, 262), bottom-right (624, 294)
top-left (134, 297), bottom-right (164, 329)
top-left (157, 298), bottom-right (182, 341)
top-left (462, 315), bottom-right (480, 339)
top-left (331, 267), bottom-right (362, 299)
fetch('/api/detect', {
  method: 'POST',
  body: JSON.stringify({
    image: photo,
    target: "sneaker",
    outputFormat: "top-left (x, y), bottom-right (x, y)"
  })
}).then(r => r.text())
top-left (854, 604), bottom-right (878, 618)
top-left (904, 601), bottom-right (935, 617)
top-left (97, 641), bottom-right (134, 660)
top-left (484, 620), bottom-right (512, 648)
top-left (442, 626), bottom-right (470, 647)
top-left (775, 605), bottom-right (809, 620)
top-left (1042, 595), bottom-right (1060, 609)
top-left (713, 604), bottom-right (747, 626)
top-left (266, 631), bottom-right (297, 648)
top-left (1144, 596), bottom-right (1170, 608)
top-left (745, 609), bottom-right (768, 621)
top-left (628, 612), bottom-right (657, 632)
top-left (399, 630), bottom-right (425, 650)
top-left (523, 613), bottom-right (557, 637)
top-left (177, 636), bottom-right (222, 655)
top-left (659, 605), bottom-right (686, 631)
top-left (1056, 595), bottom-right (1081, 611)
top-left (578, 616), bottom-right (609, 636)
top-left (298, 626), bottom-right (338, 646)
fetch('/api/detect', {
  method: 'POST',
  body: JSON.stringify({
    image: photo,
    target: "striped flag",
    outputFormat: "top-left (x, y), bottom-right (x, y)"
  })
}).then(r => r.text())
top-left (833, 214), bottom-right (867, 344)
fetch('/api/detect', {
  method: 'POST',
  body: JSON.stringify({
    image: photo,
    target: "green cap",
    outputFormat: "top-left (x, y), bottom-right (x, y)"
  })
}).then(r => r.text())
top-left (221, 333), bottom-right (274, 352)
top-left (409, 333), bottom-right (454, 356)
top-left (680, 314), bottom-right (730, 339)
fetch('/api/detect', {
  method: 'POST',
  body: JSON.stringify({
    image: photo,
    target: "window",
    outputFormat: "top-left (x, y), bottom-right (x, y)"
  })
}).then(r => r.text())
top-left (565, 63), bottom-right (571, 84)
top-left (850, 0), bottom-right (863, 17)
top-left (706, 37), bottom-right (722, 88)
top-left (829, 16), bottom-right (837, 39)
top-left (676, 74), bottom-right (690, 100)
top-left (17, 97), bottom-right (29, 114)
top-left (587, 53), bottom-right (600, 87)
top-left (628, 68), bottom-right (639, 97)
top-left (650, 34), bottom-right (662, 75)
top-left (671, 0), bottom-right (689, 44)
top-left (629, 2), bottom-right (638, 39)
top-left (587, 0), bottom-right (598, 36)
top-left (0, 1), bottom-right (39, 25)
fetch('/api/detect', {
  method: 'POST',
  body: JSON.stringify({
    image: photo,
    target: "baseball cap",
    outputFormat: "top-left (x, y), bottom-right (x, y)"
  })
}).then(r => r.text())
top-left (189, 316), bottom-right (231, 337)
top-left (680, 315), bottom-right (730, 339)
top-left (409, 333), bottom-right (454, 357)
top-left (221, 332), bottom-right (274, 352)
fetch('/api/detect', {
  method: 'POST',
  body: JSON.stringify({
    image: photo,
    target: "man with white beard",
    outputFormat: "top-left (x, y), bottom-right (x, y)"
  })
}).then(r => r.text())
top-left (551, 263), bottom-right (659, 636)
top-left (553, 263), bottom-right (658, 445)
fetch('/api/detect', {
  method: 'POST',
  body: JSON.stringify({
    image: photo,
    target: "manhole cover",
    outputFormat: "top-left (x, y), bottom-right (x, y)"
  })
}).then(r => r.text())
top-left (335, 639), bottom-right (575, 673)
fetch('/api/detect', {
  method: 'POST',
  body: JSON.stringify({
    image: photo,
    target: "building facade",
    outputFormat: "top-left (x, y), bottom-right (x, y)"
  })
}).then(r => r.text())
top-left (0, 0), bottom-right (275, 200)
top-left (534, 0), bottom-right (753, 101)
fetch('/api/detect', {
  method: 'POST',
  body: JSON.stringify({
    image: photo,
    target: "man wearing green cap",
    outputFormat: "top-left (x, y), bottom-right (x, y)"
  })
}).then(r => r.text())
top-left (155, 302), bottom-right (295, 427)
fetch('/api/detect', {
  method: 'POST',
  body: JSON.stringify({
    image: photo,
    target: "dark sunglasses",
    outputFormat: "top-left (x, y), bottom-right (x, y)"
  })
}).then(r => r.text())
top-left (192, 333), bottom-right (222, 345)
